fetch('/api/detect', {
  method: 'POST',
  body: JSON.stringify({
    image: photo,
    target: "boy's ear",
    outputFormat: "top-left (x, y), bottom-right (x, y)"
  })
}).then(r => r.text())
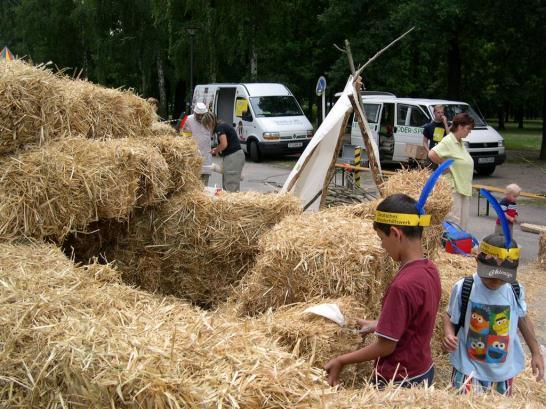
top-left (390, 226), bottom-right (403, 239)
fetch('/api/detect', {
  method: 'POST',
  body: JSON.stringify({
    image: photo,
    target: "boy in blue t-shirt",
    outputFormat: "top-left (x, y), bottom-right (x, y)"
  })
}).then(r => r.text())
top-left (443, 233), bottom-right (544, 395)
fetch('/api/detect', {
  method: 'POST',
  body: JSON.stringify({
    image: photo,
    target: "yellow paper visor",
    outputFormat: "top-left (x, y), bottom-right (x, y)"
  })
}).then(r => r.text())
top-left (479, 242), bottom-right (520, 261)
top-left (374, 211), bottom-right (431, 227)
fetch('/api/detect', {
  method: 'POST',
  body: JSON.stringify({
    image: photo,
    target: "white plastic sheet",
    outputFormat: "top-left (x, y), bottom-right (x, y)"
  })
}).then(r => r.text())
top-left (303, 303), bottom-right (346, 327)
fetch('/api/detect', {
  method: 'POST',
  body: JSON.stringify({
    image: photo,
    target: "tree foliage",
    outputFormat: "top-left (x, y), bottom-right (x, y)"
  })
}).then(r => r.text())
top-left (0, 0), bottom-right (544, 155)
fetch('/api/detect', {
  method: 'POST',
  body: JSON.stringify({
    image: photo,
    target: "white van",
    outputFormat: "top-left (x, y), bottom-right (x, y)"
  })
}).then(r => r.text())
top-left (192, 83), bottom-right (314, 162)
top-left (349, 92), bottom-right (506, 175)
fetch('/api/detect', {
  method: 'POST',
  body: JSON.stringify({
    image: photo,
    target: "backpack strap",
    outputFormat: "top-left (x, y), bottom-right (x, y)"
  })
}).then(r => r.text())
top-left (511, 282), bottom-right (521, 299)
top-left (454, 276), bottom-right (474, 334)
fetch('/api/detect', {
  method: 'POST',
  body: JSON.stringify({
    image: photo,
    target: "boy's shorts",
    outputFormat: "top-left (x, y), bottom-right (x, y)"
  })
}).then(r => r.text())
top-left (451, 368), bottom-right (514, 396)
top-left (372, 366), bottom-right (435, 389)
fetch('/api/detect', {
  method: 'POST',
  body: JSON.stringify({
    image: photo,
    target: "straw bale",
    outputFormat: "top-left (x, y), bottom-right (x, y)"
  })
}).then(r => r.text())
top-left (110, 190), bottom-right (302, 307)
top-left (0, 138), bottom-right (170, 241)
top-left (150, 121), bottom-right (178, 137)
top-left (232, 208), bottom-right (397, 316)
top-left (538, 232), bottom-right (546, 267)
top-left (0, 60), bottom-right (155, 156)
top-left (0, 242), bottom-right (328, 407)
top-left (0, 60), bottom-right (75, 155)
top-left (144, 135), bottom-right (203, 193)
top-left (380, 167), bottom-right (453, 225)
top-left (57, 78), bottom-right (155, 140)
top-left (257, 296), bottom-right (374, 386)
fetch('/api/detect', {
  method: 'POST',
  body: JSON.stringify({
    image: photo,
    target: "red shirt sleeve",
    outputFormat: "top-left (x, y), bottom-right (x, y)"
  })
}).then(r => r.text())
top-left (375, 285), bottom-right (411, 342)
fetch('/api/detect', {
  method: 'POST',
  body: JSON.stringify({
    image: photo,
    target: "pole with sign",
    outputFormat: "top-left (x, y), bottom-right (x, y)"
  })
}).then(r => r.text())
top-left (316, 76), bottom-right (327, 124)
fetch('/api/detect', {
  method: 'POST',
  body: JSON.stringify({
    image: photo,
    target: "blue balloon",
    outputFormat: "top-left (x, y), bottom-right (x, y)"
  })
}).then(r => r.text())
top-left (416, 159), bottom-right (454, 215)
top-left (479, 188), bottom-right (511, 248)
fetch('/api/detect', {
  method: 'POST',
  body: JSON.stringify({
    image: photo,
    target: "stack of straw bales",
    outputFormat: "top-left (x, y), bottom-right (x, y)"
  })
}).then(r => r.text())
top-left (110, 190), bottom-right (302, 307)
top-left (0, 60), bottom-right (154, 155)
top-left (0, 243), bottom-right (328, 407)
top-left (231, 208), bottom-right (397, 316)
top-left (0, 137), bottom-right (201, 242)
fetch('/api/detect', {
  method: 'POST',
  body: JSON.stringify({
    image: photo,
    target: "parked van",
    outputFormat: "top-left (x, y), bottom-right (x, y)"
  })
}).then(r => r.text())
top-left (349, 92), bottom-right (505, 175)
top-left (192, 83), bottom-right (314, 162)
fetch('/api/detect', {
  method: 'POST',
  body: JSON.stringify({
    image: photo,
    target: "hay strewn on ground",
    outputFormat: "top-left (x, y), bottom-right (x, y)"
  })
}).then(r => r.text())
top-left (231, 208), bottom-right (397, 316)
top-left (110, 190), bottom-right (302, 307)
top-left (0, 243), bottom-right (328, 407)
top-left (0, 60), bottom-right (154, 155)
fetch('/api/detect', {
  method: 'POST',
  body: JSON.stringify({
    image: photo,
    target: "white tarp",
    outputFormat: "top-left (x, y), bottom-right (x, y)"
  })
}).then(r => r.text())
top-left (280, 77), bottom-right (354, 211)
top-left (281, 76), bottom-right (380, 212)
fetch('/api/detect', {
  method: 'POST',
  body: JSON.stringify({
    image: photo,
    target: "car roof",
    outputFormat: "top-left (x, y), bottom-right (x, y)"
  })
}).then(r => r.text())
top-left (361, 95), bottom-right (467, 105)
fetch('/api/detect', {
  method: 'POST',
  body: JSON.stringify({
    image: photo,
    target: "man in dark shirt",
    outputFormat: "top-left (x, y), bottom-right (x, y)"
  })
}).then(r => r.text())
top-left (212, 122), bottom-right (245, 192)
top-left (423, 105), bottom-right (450, 152)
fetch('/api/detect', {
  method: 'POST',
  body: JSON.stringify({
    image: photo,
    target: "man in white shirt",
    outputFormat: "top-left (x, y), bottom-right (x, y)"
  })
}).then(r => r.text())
top-left (182, 102), bottom-right (213, 185)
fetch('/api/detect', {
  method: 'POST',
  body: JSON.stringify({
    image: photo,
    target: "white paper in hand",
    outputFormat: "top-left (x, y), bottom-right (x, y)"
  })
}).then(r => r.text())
top-left (303, 303), bottom-right (346, 327)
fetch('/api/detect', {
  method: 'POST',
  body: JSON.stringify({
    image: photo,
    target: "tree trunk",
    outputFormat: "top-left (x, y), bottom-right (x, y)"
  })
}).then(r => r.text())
top-left (250, 42), bottom-right (257, 80)
top-left (498, 106), bottom-right (505, 130)
top-left (447, 32), bottom-right (461, 100)
top-left (156, 52), bottom-right (167, 118)
top-left (539, 80), bottom-right (546, 160)
top-left (516, 107), bottom-right (524, 129)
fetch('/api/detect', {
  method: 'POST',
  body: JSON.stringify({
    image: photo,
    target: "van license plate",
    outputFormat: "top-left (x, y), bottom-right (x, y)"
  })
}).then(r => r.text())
top-left (478, 157), bottom-right (495, 164)
top-left (288, 142), bottom-right (303, 148)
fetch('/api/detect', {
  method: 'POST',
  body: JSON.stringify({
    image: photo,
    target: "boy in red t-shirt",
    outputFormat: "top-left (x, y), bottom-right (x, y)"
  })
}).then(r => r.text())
top-left (324, 193), bottom-right (442, 387)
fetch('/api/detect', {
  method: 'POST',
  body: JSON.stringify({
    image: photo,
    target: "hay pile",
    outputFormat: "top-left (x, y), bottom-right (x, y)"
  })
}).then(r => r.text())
top-left (0, 60), bottom-right (154, 155)
top-left (0, 243), bottom-right (328, 407)
top-left (257, 296), bottom-right (373, 385)
top-left (110, 190), bottom-right (302, 307)
top-left (326, 376), bottom-right (546, 408)
top-left (379, 168), bottom-right (453, 259)
top-left (231, 208), bottom-right (397, 316)
top-left (150, 121), bottom-right (178, 137)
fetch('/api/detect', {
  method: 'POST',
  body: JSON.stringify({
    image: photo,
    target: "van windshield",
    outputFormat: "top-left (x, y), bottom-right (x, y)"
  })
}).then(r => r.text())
top-left (250, 96), bottom-right (303, 117)
top-left (437, 104), bottom-right (487, 128)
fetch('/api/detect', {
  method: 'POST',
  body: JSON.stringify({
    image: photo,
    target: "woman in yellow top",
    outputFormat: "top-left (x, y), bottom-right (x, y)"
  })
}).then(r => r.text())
top-left (428, 113), bottom-right (475, 230)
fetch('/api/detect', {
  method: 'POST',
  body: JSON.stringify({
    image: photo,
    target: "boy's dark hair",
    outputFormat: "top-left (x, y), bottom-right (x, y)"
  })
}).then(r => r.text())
top-left (451, 112), bottom-right (475, 132)
top-left (373, 193), bottom-right (423, 239)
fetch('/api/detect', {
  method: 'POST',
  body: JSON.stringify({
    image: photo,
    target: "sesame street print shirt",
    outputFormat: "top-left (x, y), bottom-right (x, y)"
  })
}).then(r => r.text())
top-left (447, 273), bottom-right (527, 382)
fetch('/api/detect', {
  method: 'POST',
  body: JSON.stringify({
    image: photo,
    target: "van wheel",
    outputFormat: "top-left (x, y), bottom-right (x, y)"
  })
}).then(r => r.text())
top-left (476, 164), bottom-right (496, 176)
top-left (249, 141), bottom-right (261, 162)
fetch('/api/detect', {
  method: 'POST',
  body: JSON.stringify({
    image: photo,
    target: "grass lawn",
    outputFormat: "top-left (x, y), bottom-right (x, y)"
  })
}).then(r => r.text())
top-left (486, 119), bottom-right (543, 151)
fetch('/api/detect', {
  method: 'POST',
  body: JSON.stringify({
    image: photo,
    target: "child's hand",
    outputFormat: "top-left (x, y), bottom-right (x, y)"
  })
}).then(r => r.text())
top-left (442, 334), bottom-right (458, 352)
top-left (531, 352), bottom-right (545, 382)
top-left (356, 318), bottom-right (377, 334)
top-left (323, 358), bottom-right (343, 387)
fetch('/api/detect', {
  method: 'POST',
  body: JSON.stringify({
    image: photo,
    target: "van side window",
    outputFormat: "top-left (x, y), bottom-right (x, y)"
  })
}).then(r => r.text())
top-left (235, 97), bottom-right (250, 117)
top-left (397, 104), bottom-right (410, 125)
top-left (409, 105), bottom-right (429, 127)
top-left (362, 103), bottom-right (380, 123)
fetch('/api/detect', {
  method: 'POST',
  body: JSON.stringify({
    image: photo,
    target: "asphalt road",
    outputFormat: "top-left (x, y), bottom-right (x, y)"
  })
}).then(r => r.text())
top-left (210, 153), bottom-right (545, 264)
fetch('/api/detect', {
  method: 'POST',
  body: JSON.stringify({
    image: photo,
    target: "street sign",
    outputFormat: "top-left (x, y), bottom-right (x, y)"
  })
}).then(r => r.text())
top-left (316, 76), bottom-right (327, 96)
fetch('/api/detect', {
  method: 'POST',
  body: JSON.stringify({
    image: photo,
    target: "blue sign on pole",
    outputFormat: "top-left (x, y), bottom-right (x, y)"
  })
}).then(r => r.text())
top-left (316, 76), bottom-right (327, 96)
